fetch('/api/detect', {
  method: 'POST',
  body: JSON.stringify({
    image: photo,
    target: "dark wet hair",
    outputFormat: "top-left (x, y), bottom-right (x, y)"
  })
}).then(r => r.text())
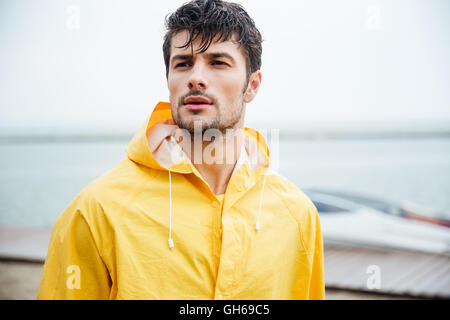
top-left (163, 0), bottom-right (262, 79)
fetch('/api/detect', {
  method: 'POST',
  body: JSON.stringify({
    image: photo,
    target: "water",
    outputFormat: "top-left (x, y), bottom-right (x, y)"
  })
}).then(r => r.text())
top-left (277, 138), bottom-right (450, 218)
top-left (1, 137), bottom-right (449, 227)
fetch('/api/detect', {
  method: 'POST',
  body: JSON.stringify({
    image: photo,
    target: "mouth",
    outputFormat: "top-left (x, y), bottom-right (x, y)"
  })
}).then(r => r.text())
top-left (183, 96), bottom-right (213, 111)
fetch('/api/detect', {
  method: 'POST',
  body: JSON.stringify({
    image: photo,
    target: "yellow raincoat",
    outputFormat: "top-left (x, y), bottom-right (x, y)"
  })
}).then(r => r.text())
top-left (37, 102), bottom-right (325, 300)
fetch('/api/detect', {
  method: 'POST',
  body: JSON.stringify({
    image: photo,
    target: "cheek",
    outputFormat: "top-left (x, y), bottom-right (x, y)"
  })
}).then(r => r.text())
top-left (168, 77), bottom-right (182, 100)
top-left (217, 75), bottom-right (246, 101)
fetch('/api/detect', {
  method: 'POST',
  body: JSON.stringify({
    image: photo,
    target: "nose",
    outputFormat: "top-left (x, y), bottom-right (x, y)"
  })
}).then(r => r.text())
top-left (187, 64), bottom-right (208, 91)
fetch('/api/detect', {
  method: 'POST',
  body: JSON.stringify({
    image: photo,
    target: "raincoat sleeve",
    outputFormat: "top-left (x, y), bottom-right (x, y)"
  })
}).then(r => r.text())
top-left (306, 205), bottom-right (326, 299)
top-left (36, 192), bottom-right (112, 300)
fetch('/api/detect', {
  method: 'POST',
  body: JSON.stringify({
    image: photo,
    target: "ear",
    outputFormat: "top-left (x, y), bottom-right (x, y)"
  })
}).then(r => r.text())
top-left (244, 70), bottom-right (262, 103)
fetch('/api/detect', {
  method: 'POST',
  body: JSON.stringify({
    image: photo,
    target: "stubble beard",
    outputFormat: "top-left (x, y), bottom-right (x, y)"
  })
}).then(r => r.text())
top-left (172, 91), bottom-right (245, 136)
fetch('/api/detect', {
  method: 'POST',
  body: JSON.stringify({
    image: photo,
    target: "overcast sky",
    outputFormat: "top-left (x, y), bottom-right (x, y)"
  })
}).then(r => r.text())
top-left (0, 0), bottom-right (449, 134)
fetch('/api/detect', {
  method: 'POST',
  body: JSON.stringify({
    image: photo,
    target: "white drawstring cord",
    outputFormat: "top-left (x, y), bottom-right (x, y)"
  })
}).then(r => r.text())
top-left (256, 174), bottom-right (267, 232)
top-left (168, 171), bottom-right (174, 249)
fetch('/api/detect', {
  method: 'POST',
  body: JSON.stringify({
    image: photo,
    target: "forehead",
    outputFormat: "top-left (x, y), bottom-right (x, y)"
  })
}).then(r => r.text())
top-left (170, 30), bottom-right (245, 62)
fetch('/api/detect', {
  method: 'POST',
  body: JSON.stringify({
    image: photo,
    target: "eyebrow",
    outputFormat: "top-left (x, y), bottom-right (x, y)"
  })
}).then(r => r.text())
top-left (170, 52), bottom-right (236, 65)
top-left (205, 52), bottom-right (236, 63)
top-left (171, 54), bottom-right (192, 65)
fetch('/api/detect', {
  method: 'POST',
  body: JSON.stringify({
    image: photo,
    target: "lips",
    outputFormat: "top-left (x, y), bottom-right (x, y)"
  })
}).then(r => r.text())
top-left (183, 96), bottom-right (212, 111)
top-left (184, 96), bottom-right (212, 105)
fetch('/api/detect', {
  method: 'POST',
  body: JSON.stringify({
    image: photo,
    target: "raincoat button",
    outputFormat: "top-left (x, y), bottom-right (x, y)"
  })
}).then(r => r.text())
top-left (216, 293), bottom-right (223, 300)
top-left (212, 201), bottom-right (219, 208)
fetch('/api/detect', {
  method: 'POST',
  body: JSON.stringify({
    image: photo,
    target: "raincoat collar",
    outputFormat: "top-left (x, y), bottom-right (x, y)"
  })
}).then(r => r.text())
top-left (126, 101), bottom-right (271, 200)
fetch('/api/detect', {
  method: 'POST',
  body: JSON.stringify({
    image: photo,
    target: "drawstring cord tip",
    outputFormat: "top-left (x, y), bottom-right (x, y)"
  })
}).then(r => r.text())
top-left (168, 238), bottom-right (174, 249)
top-left (255, 221), bottom-right (260, 232)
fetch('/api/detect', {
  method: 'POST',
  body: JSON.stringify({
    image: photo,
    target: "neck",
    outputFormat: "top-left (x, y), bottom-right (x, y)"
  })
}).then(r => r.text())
top-left (180, 128), bottom-right (245, 196)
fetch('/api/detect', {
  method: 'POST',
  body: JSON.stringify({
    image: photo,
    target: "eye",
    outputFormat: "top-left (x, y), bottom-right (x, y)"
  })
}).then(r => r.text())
top-left (211, 60), bottom-right (228, 66)
top-left (174, 62), bottom-right (191, 68)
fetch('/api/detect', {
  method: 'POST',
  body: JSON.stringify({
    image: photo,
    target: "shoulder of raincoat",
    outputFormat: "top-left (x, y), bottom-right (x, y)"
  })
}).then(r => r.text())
top-left (37, 102), bottom-right (325, 300)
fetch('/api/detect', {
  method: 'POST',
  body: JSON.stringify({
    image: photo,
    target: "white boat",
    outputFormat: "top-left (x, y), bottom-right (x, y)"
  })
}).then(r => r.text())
top-left (304, 189), bottom-right (450, 255)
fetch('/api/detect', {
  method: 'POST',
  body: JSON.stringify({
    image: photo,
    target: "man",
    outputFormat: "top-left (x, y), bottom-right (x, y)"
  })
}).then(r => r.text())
top-left (37, 0), bottom-right (325, 299)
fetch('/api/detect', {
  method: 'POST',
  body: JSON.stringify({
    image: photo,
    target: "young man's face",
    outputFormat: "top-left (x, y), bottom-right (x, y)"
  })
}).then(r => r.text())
top-left (167, 30), bottom-right (259, 134)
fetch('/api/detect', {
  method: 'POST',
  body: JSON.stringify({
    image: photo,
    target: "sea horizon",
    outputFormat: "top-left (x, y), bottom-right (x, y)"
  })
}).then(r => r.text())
top-left (1, 119), bottom-right (450, 143)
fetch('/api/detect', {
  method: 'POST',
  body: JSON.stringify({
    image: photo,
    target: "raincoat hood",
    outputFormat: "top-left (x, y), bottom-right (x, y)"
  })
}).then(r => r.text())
top-left (126, 101), bottom-right (272, 248)
top-left (126, 101), bottom-right (270, 174)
